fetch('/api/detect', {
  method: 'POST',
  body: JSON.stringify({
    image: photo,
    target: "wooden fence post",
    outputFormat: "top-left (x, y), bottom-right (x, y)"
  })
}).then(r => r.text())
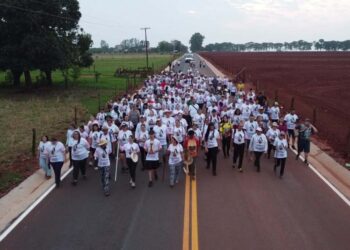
top-left (274, 89), bottom-right (279, 101)
top-left (134, 74), bottom-right (136, 89)
top-left (74, 106), bottom-right (77, 126)
top-left (32, 128), bottom-right (36, 157)
top-left (313, 108), bottom-right (317, 125)
top-left (347, 128), bottom-right (350, 159)
top-left (98, 92), bottom-right (101, 112)
top-left (290, 97), bottom-right (295, 110)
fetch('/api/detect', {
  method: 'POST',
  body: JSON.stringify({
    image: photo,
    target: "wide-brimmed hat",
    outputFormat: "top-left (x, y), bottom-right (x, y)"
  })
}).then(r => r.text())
top-left (98, 139), bottom-right (108, 146)
top-left (131, 152), bottom-right (138, 163)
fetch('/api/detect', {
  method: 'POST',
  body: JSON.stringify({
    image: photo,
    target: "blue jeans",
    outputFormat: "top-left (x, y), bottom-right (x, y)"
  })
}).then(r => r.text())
top-left (99, 166), bottom-right (110, 193)
top-left (39, 157), bottom-right (51, 176)
top-left (169, 162), bottom-right (182, 185)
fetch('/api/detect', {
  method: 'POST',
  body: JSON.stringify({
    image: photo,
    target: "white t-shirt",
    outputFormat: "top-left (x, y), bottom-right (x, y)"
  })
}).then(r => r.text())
top-left (136, 130), bottom-right (149, 147)
top-left (103, 122), bottom-right (119, 140)
top-left (162, 117), bottom-right (175, 135)
top-left (118, 130), bottom-right (133, 146)
top-left (206, 130), bottom-right (220, 148)
top-left (274, 138), bottom-right (288, 158)
top-left (168, 144), bottom-right (183, 165)
top-left (266, 128), bottom-right (280, 143)
top-left (122, 142), bottom-right (140, 158)
top-left (94, 147), bottom-right (111, 167)
top-left (66, 129), bottom-right (74, 147)
top-left (232, 130), bottom-right (245, 145)
top-left (89, 131), bottom-right (101, 149)
top-left (71, 138), bottom-right (90, 160)
top-left (270, 106), bottom-right (280, 120)
top-left (46, 142), bottom-right (65, 163)
top-left (144, 139), bottom-right (162, 161)
top-left (173, 126), bottom-right (186, 143)
top-left (99, 133), bottom-right (115, 153)
top-left (38, 141), bottom-right (50, 159)
top-left (249, 134), bottom-right (268, 152)
top-left (284, 113), bottom-right (298, 130)
top-left (244, 120), bottom-right (258, 140)
top-left (153, 124), bottom-right (168, 146)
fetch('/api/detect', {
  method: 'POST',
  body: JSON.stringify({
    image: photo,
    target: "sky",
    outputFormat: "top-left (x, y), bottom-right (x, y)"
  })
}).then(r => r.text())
top-left (79, 0), bottom-right (350, 48)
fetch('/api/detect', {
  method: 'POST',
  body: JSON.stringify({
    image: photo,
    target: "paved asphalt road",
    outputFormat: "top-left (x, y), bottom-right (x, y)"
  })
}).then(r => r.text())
top-left (1, 55), bottom-right (350, 250)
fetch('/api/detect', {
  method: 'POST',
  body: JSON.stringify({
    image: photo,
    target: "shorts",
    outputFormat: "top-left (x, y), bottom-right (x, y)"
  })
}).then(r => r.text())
top-left (288, 129), bottom-right (295, 138)
top-left (145, 160), bottom-right (160, 170)
top-left (298, 139), bottom-right (310, 153)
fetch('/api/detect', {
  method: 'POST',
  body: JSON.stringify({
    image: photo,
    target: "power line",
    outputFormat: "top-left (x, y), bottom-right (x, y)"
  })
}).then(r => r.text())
top-left (0, 2), bottom-right (134, 34)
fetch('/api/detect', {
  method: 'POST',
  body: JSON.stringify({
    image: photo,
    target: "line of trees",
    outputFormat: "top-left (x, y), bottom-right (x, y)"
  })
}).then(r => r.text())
top-left (203, 39), bottom-right (350, 52)
top-left (91, 39), bottom-right (188, 54)
top-left (0, 0), bottom-right (94, 87)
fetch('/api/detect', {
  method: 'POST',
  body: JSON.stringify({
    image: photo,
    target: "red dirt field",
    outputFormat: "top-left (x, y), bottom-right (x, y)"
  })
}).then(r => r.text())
top-left (200, 52), bottom-right (350, 164)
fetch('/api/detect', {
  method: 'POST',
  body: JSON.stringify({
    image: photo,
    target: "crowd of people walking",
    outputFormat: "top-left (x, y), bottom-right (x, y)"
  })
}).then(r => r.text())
top-left (37, 58), bottom-right (318, 196)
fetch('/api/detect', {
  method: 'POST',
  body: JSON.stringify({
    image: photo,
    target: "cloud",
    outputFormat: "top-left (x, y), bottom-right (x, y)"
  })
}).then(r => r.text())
top-left (225, 0), bottom-right (350, 23)
top-left (187, 10), bottom-right (197, 15)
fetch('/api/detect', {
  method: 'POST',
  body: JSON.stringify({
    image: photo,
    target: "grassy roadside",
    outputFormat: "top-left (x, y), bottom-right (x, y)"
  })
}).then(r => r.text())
top-left (0, 53), bottom-right (174, 196)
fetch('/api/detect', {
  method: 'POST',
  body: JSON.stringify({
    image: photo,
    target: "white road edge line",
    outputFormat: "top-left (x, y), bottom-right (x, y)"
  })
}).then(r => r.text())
top-left (291, 149), bottom-right (350, 207)
top-left (0, 167), bottom-right (73, 242)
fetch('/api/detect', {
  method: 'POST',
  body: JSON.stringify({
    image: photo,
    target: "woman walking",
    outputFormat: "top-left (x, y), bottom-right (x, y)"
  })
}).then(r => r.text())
top-left (123, 135), bottom-right (140, 188)
top-left (94, 139), bottom-right (112, 196)
top-left (47, 138), bottom-right (66, 188)
top-left (167, 136), bottom-right (184, 187)
top-left (136, 124), bottom-right (149, 170)
top-left (232, 123), bottom-right (246, 172)
top-left (273, 131), bottom-right (288, 178)
top-left (205, 122), bottom-right (221, 176)
top-left (219, 115), bottom-right (232, 158)
top-left (249, 127), bottom-right (268, 172)
top-left (71, 131), bottom-right (90, 186)
top-left (38, 135), bottom-right (51, 179)
top-left (144, 130), bottom-right (162, 187)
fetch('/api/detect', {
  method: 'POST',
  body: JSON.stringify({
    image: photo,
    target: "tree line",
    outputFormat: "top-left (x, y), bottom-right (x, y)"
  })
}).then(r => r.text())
top-left (203, 39), bottom-right (350, 52)
top-left (0, 0), bottom-right (93, 87)
top-left (90, 39), bottom-right (188, 54)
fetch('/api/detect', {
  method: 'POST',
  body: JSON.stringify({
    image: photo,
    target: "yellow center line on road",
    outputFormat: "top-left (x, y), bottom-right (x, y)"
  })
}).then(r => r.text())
top-left (191, 179), bottom-right (199, 250)
top-left (183, 174), bottom-right (200, 250)
top-left (182, 175), bottom-right (190, 250)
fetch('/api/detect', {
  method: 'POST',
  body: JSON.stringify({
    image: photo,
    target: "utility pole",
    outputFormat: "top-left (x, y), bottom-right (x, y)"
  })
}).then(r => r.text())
top-left (140, 27), bottom-right (151, 70)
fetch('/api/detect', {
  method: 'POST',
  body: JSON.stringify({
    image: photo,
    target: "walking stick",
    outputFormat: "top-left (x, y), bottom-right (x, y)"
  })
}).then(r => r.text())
top-left (114, 142), bottom-right (120, 182)
top-left (162, 156), bottom-right (167, 182)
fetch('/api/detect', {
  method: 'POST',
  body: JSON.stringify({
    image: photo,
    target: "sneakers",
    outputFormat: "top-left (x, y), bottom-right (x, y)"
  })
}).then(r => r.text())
top-left (148, 181), bottom-right (153, 187)
top-left (131, 182), bottom-right (136, 188)
top-left (238, 168), bottom-right (243, 173)
top-left (104, 191), bottom-right (110, 197)
top-left (304, 160), bottom-right (309, 165)
top-left (232, 164), bottom-right (236, 168)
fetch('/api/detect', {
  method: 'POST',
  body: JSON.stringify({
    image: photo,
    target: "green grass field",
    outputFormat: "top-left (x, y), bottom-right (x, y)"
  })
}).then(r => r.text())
top-left (0, 53), bottom-right (174, 195)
